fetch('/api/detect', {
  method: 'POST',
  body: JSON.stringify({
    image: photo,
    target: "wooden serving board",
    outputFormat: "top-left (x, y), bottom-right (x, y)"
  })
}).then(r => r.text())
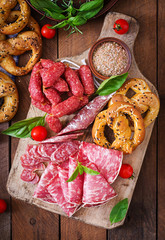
top-left (7, 12), bottom-right (158, 229)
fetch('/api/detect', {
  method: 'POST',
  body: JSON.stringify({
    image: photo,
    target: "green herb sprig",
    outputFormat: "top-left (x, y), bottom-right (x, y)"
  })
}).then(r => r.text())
top-left (110, 198), bottom-right (129, 224)
top-left (1, 115), bottom-right (46, 138)
top-left (30, 0), bottom-right (104, 35)
top-left (67, 161), bottom-right (100, 182)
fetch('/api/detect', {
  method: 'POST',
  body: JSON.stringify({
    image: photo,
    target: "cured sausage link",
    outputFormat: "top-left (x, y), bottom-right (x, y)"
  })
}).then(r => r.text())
top-left (78, 65), bottom-right (95, 95)
top-left (57, 95), bottom-right (113, 136)
top-left (65, 67), bottom-right (84, 97)
top-left (46, 115), bottom-right (62, 133)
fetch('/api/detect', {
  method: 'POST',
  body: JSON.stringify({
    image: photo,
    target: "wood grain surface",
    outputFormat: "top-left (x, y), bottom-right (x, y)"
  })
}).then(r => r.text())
top-left (0, 0), bottom-right (164, 239)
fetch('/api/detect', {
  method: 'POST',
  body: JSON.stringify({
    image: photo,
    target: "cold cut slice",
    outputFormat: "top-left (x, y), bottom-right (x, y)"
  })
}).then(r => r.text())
top-left (79, 142), bottom-right (123, 184)
top-left (21, 163), bottom-right (45, 171)
top-left (37, 143), bottom-right (61, 158)
top-left (40, 132), bottom-right (83, 144)
top-left (57, 95), bottom-right (113, 136)
top-left (82, 162), bottom-right (117, 204)
top-left (51, 141), bottom-right (80, 164)
top-left (57, 160), bottom-right (69, 201)
top-left (21, 169), bottom-right (36, 182)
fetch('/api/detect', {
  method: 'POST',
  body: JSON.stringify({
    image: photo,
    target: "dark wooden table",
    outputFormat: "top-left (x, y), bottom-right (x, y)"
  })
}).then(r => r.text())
top-left (0, 0), bottom-right (164, 239)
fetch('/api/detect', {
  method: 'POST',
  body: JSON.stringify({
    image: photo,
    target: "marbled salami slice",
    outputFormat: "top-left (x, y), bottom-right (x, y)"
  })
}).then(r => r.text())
top-left (37, 143), bottom-right (61, 158)
top-left (26, 145), bottom-right (50, 161)
top-left (82, 163), bottom-right (117, 204)
top-left (47, 174), bottom-right (79, 217)
top-left (33, 162), bottom-right (58, 203)
top-left (21, 153), bottom-right (41, 166)
top-left (57, 95), bottom-right (113, 136)
top-left (67, 153), bottom-right (83, 205)
top-left (40, 132), bottom-right (83, 144)
top-left (21, 163), bottom-right (45, 171)
top-left (57, 160), bottom-right (69, 201)
top-left (51, 141), bottom-right (80, 164)
top-left (80, 142), bottom-right (123, 184)
top-left (21, 169), bottom-right (36, 182)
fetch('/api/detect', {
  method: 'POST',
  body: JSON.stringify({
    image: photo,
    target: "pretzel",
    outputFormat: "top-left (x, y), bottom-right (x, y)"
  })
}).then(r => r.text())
top-left (0, 0), bottom-right (30, 35)
top-left (0, 71), bottom-right (19, 122)
top-left (109, 78), bottom-right (160, 127)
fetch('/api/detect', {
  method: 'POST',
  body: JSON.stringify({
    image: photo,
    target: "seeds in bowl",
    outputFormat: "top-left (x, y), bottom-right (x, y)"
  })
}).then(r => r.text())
top-left (92, 41), bottom-right (128, 77)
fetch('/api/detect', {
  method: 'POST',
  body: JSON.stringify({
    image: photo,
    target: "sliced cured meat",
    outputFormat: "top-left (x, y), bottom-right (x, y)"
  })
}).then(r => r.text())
top-left (40, 59), bottom-right (54, 69)
top-left (57, 95), bottom-right (113, 136)
top-left (26, 144), bottom-right (49, 161)
top-left (53, 78), bottom-right (69, 92)
top-left (28, 62), bottom-right (45, 103)
top-left (43, 88), bottom-right (61, 105)
top-left (51, 141), bottom-right (80, 164)
top-left (78, 65), bottom-right (95, 95)
top-left (40, 132), bottom-right (83, 144)
top-left (37, 143), bottom-right (61, 158)
top-left (67, 153), bottom-right (83, 205)
top-left (21, 153), bottom-right (41, 166)
top-left (47, 174), bottom-right (79, 217)
top-left (31, 98), bottom-right (52, 114)
top-left (64, 67), bottom-right (84, 97)
top-left (33, 162), bottom-right (58, 203)
top-left (57, 161), bottom-right (69, 201)
top-left (82, 162), bottom-right (117, 204)
top-left (21, 169), bottom-right (36, 182)
top-left (40, 62), bottom-right (65, 88)
top-left (31, 174), bottom-right (40, 184)
top-left (51, 96), bottom-right (81, 118)
top-left (79, 142), bottom-right (123, 184)
top-left (21, 163), bottom-right (45, 171)
top-left (46, 115), bottom-right (62, 133)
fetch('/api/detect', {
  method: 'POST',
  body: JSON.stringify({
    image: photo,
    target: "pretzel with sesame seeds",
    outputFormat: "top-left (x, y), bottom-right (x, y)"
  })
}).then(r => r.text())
top-left (0, 71), bottom-right (19, 122)
top-left (108, 78), bottom-right (160, 128)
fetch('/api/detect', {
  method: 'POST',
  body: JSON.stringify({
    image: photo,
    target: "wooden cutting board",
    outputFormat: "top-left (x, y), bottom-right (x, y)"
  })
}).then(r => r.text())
top-left (7, 12), bottom-right (158, 229)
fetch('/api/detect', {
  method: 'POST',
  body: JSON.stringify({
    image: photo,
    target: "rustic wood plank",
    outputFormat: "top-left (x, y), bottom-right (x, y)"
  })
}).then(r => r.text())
top-left (0, 122), bottom-right (11, 240)
top-left (108, 0), bottom-right (157, 239)
top-left (58, 16), bottom-right (106, 239)
top-left (158, 0), bottom-right (165, 239)
top-left (11, 10), bottom-right (60, 240)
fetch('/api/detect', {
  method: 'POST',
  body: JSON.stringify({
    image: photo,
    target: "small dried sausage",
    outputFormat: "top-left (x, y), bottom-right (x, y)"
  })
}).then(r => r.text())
top-left (46, 115), bottom-right (62, 133)
top-left (79, 65), bottom-right (95, 95)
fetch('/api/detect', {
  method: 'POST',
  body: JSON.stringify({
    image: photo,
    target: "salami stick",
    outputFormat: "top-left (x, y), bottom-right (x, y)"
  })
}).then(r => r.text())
top-left (58, 94), bottom-right (114, 136)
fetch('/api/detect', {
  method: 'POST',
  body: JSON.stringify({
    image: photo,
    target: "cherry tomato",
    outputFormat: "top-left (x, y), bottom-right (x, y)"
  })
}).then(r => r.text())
top-left (31, 126), bottom-right (47, 141)
top-left (119, 164), bottom-right (133, 179)
top-left (41, 24), bottom-right (56, 39)
top-left (113, 19), bottom-right (129, 34)
top-left (0, 199), bottom-right (7, 213)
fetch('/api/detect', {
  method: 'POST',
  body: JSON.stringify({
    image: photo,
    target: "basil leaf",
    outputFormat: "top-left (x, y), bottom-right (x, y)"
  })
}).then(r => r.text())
top-left (78, 0), bottom-right (104, 12)
top-left (71, 16), bottom-right (87, 26)
top-left (77, 4), bottom-right (103, 20)
top-left (79, 165), bottom-right (84, 175)
top-left (66, 166), bottom-right (79, 182)
top-left (110, 198), bottom-right (128, 224)
top-left (30, 0), bottom-right (64, 13)
top-left (1, 115), bottom-right (45, 138)
top-left (96, 72), bottom-right (128, 96)
top-left (82, 166), bottom-right (100, 175)
top-left (43, 8), bottom-right (66, 20)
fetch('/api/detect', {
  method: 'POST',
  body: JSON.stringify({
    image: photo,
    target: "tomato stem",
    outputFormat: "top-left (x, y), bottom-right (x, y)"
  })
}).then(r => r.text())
top-left (113, 23), bottom-right (122, 31)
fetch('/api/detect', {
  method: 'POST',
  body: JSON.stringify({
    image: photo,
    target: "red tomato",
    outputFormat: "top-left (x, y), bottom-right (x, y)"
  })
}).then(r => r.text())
top-left (31, 126), bottom-right (47, 141)
top-left (0, 199), bottom-right (7, 213)
top-left (41, 24), bottom-right (56, 39)
top-left (119, 164), bottom-right (133, 179)
top-left (113, 19), bottom-right (129, 34)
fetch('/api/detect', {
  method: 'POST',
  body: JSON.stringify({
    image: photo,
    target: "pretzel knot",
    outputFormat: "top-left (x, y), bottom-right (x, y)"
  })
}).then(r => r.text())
top-left (0, 71), bottom-right (19, 122)
top-left (92, 102), bottom-right (145, 154)
top-left (108, 78), bottom-right (160, 127)
top-left (0, 11), bottom-right (42, 76)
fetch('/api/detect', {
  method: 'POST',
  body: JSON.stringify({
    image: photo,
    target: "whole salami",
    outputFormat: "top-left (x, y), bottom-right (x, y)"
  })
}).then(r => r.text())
top-left (43, 87), bottom-right (61, 105)
top-left (46, 115), bottom-right (62, 133)
top-left (57, 94), bottom-right (113, 136)
top-left (64, 67), bottom-right (84, 97)
top-left (78, 65), bottom-right (95, 95)
top-left (31, 98), bottom-right (52, 114)
top-left (40, 59), bottom-right (54, 69)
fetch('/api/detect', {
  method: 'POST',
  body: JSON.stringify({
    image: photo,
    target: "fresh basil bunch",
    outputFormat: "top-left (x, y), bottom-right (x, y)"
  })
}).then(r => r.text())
top-left (30, 0), bottom-right (104, 34)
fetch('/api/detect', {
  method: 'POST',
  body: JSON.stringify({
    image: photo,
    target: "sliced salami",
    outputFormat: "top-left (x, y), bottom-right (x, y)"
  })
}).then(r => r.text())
top-left (26, 144), bottom-right (49, 161)
top-left (20, 169), bottom-right (36, 182)
top-left (37, 143), bottom-right (61, 158)
top-left (21, 163), bottom-right (45, 171)
top-left (40, 132), bottom-right (83, 144)
top-left (57, 160), bottom-right (69, 201)
top-left (57, 95), bottom-right (113, 136)
top-left (79, 142), bottom-right (123, 184)
top-left (51, 141), bottom-right (80, 164)
top-left (21, 153), bottom-right (41, 166)
top-left (82, 162), bottom-right (117, 205)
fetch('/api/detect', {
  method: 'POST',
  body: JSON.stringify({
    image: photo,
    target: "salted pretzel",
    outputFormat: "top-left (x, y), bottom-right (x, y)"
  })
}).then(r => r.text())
top-left (0, 0), bottom-right (30, 35)
top-left (108, 78), bottom-right (160, 127)
top-left (0, 71), bottom-right (19, 122)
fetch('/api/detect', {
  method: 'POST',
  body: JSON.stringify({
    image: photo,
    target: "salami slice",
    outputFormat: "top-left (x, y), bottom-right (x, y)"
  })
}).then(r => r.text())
top-left (31, 174), bottom-right (40, 184)
top-left (57, 160), bottom-right (69, 201)
top-left (26, 145), bottom-right (49, 161)
top-left (47, 174), bottom-right (79, 217)
top-left (21, 153), bottom-right (41, 166)
top-left (82, 162), bottom-right (117, 205)
top-left (51, 141), bottom-right (80, 164)
top-left (21, 169), bottom-right (36, 182)
top-left (33, 162), bottom-right (58, 203)
top-left (37, 143), bottom-right (61, 158)
top-left (57, 95), bottom-right (113, 136)
top-left (21, 163), bottom-right (45, 171)
top-left (79, 142), bottom-right (123, 184)
top-left (40, 132), bottom-right (83, 144)
top-left (67, 153), bottom-right (83, 205)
